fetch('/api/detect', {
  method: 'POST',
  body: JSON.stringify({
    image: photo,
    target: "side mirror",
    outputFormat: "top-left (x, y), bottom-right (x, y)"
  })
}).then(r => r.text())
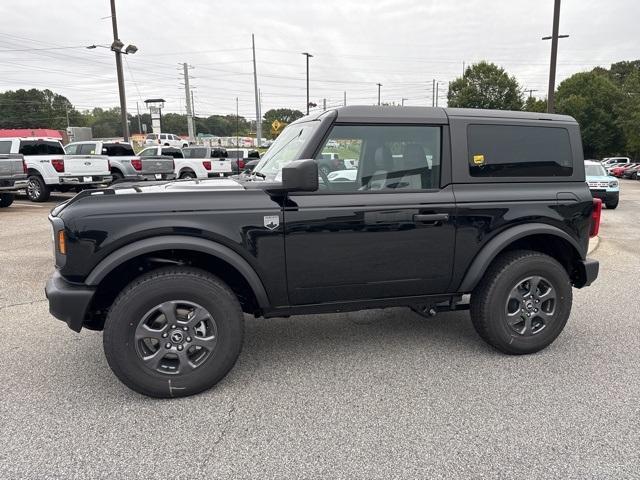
top-left (281, 159), bottom-right (318, 192)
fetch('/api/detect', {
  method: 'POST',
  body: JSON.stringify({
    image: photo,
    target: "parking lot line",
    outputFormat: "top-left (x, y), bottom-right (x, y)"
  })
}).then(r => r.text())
top-left (13, 202), bottom-right (44, 208)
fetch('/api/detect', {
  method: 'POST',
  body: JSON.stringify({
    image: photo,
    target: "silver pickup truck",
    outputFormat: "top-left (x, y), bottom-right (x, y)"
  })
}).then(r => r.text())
top-left (65, 141), bottom-right (176, 183)
top-left (0, 154), bottom-right (28, 208)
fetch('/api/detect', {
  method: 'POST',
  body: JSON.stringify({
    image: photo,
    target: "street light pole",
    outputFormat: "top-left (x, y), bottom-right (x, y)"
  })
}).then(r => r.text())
top-left (109, 0), bottom-right (129, 142)
top-left (377, 83), bottom-right (382, 105)
top-left (302, 52), bottom-right (313, 115)
top-left (543, 0), bottom-right (569, 113)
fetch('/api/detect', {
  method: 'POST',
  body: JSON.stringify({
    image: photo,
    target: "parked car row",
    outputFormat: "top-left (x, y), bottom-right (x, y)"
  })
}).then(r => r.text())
top-left (608, 162), bottom-right (640, 179)
top-left (0, 153), bottom-right (27, 208)
top-left (0, 136), bottom-right (264, 203)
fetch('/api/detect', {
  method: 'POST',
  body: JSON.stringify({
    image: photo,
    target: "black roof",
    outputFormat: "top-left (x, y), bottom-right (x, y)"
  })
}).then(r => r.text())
top-left (299, 105), bottom-right (576, 124)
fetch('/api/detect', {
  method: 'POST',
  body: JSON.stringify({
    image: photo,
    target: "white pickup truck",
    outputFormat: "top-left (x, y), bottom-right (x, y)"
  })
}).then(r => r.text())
top-left (0, 137), bottom-right (111, 202)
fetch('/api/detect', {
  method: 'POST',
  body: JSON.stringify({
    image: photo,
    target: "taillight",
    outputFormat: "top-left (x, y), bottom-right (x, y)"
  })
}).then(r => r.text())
top-left (131, 158), bottom-right (142, 171)
top-left (57, 230), bottom-right (66, 255)
top-left (237, 159), bottom-right (245, 169)
top-left (202, 160), bottom-right (211, 171)
top-left (590, 198), bottom-right (602, 238)
top-left (51, 158), bottom-right (65, 173)
top-left (22, 160), bottom-right (27, 174)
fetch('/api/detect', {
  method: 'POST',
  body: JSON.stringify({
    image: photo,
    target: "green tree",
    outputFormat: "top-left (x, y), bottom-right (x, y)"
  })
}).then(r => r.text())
top-left (447, 61), bottom-right (523, 110)
top-left (619, 70), bottom-right (640, 157)
top-left (0, 88), bottom-right (80, 129)
top-left (263, 108), bottom-right (303, 126)
top-left (556, 71), bottom-right (625, 158)
top-left (523, 97), bottom-right (547, 113)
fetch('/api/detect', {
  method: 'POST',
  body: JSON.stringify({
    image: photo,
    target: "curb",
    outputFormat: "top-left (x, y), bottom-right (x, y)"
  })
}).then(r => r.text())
top-left (588, 236), bottom-right (600, 255)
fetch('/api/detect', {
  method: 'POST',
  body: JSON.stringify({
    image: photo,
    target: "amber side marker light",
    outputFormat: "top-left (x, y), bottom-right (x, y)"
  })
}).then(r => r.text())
top-left (57, 230), bottom-right (67, 255)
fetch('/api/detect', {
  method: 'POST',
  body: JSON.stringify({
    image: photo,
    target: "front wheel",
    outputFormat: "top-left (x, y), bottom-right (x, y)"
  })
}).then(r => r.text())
top-left (470, 250), bottom-right (572, 355)
top-left (103, 267), bottom-right (244, 398)
top-left (0, 193), bottom-right (14, 208)
top-left (605, 197), bottom-right (619, 209)
top-left (26, 175), bottom-right (50, 202)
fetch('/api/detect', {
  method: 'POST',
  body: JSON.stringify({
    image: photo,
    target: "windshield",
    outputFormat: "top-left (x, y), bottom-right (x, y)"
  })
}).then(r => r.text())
top-left (253, 122), bottom-right (318, 180)
top-left (585, 164), bottom-right (606, 177)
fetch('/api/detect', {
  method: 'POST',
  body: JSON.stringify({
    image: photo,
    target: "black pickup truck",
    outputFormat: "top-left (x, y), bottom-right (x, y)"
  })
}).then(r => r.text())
top-left (0, 154), bottom-right (27, 208)
top-left (46, 106), bottom-right (600, 398)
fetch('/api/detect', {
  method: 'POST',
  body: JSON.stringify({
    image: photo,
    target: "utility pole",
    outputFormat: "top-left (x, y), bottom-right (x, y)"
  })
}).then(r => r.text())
top-left (401, 97), bottom-right (407, 106)
top-left (526, 88), bottom-right (539, 99)
top-left (236, 97), bottom-right (239, 149)
top-left (323, 98), bottom-right (327, 111)
top-left (181, 62), bottom-right (195, 143)
top-left (377, 83), bottom-right (382, 105)
top-left (191, 91), bottom-right (195, 116)
top-left (432, 79), bottom-right (436, 107)
top-left (435, 82), bottom-right (439, 107)
top-left (302, 52), bottom-right (313, 115)
top-left (136, 101), bottom-right (142, 133)
top-left (190, 90), bottom-right (196, 138)
top-left (344, 91), bottom-right (346, 106)
top-left (252, 34), bottom-right (261, 147)
top-left (462, 61), bottom-right (465, 77)
top-left (543, 0), bottom-right (569, 113)
top-left (65, 105), bottom-right (70, 127)
top-left (110, 0), bottom-right (129, 141)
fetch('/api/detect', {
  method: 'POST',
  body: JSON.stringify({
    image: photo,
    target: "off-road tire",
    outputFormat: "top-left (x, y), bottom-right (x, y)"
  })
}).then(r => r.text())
top-left (470, 250), bottom-right (572, 355)
top-left (605, 198), bottom-right (619, 209)
top-left (0, 193), bottom-right (14, 208)
top-left (26, 175), bottom-right (50, 202)
top-left (103, 267), bottom-right (244, 398)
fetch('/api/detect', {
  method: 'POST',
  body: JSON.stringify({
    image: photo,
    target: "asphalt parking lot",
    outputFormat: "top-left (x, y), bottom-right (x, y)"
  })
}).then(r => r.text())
top-left (1, 185), bottom-right (639, 480)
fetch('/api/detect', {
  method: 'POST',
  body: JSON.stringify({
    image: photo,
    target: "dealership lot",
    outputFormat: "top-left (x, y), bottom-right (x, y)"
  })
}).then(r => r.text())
top-left (1, 184), bottom-right (639, 479)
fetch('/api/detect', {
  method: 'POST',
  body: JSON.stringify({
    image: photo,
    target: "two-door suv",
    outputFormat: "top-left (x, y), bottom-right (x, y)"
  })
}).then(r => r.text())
top-left (46, 106), bottom-right (600, 398)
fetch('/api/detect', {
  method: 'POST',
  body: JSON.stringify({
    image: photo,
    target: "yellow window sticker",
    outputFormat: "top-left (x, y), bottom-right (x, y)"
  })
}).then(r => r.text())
top-left (473, 154), bottom-right (485, 165)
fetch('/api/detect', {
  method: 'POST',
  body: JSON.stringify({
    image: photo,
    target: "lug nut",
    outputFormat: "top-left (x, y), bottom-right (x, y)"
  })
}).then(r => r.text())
top-left (162, 332), bottom-right (168, 338)
top-left (171, 325), bottom-right (177, 329)
top-left (186, 336), bottom-right (192, 342)
top-left (182, 326), bottom-right (188, 331)
top-left (165, 343), bottom-right (171, 349)
top-left (177, 345), bottom-right (183, 351)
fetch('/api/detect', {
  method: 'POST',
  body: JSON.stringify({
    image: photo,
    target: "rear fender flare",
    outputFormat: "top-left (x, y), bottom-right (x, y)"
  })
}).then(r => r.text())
top-left (458, 223), bottom-right (584, 293)
top-left (85, 235), bottom-right (270, 308)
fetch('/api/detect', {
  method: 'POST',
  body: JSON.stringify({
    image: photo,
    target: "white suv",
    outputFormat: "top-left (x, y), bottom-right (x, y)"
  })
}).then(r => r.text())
top-left (144, 133), bottom-right (188, 148)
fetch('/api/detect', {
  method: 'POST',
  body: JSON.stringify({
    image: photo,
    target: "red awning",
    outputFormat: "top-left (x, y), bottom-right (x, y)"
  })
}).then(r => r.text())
top-left (0, 128), bottom-right (63, 138)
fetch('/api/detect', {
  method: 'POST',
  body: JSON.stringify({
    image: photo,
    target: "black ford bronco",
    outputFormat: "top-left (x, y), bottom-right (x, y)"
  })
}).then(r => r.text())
top-left (46, 106), bottom-right (600, 398)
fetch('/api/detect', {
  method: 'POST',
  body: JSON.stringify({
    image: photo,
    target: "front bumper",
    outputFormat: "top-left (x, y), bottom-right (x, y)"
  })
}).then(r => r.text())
top-left (574, 258), bottom-right (599, 288)
top-left (589, 189), bottom-right (618, 203)
top-left (45, 271), bottom-right (95, 332)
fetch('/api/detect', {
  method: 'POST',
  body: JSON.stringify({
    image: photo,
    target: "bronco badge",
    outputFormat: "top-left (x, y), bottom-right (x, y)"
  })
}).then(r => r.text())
top-left (264, 215), bottom-right (279, 230)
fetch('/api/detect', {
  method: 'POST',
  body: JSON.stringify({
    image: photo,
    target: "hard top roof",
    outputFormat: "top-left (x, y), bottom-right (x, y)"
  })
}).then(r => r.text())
top-left (299, 105), bottom-right (576, 124)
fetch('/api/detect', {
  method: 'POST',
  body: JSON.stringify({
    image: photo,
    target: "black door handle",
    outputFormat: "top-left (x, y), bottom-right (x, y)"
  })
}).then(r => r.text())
top-left (413, 213), bottom-right (449, 223)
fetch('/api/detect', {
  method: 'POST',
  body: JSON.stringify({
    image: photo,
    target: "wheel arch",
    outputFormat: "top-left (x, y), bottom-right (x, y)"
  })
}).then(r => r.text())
top-left (84, 236), bottom-right (269, 329)
top-left (458, 223), bottom-right (586, 293)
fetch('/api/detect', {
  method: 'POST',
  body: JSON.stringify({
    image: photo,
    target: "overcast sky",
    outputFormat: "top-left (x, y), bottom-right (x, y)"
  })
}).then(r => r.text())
top-left (0, 0), bottom-right (638, 119)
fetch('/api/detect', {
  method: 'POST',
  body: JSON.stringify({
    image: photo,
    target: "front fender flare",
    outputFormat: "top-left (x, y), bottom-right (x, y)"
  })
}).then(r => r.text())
top-left (457, 223), bottom-right (585, 293)
top-left (84, 235), bottom-right (270, 308)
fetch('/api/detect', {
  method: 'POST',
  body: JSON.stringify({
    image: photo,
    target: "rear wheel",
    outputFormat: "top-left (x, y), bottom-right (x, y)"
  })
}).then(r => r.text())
top-left (180, 170), bottom-right (196, 180)
top-left (0, 193), bottom-right (14, 208)
top-left (470, 250), bottom-right (572, 355)
top-left (110, 170), bottom-right (124, 184)
top-left (26, 175), bottom-right (50, 202)
top-left (103, 267), bottom-right (244, 398)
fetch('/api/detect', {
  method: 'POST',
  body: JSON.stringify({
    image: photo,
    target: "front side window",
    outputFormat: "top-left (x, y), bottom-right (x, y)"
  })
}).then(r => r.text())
top-left (64, 144), bottom-right (78, 155)
top-left (315, 124), bottom-right (441, 191)
top-left (162, 148), bottom-right (184, 158)
top-left (468, 124), bottom-right (573, 177)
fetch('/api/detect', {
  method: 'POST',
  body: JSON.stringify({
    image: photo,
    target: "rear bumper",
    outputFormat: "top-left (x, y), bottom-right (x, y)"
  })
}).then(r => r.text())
top-left (208, 172), bottom-right (234, 178)
top-left (45, 271), bottom-right (95, 332)
top-left (574, 258), bottom-right (599, 288)
top-left (57, 175), bottom-right (112, 185)
top-left (125, 173), bottom-right (177, 181)
top-left (0, 177), bottom-right (27, 191)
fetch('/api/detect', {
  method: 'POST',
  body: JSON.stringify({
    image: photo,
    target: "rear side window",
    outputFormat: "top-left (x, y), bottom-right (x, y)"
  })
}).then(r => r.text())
top-left (78, 143), bottom-right (97, 155)
top-left (0, 141), bottom-right (12, 154)
top-left (146, 134), bottom-right (157, 140)
top-left (468, 125), bottom-right (573, 177)
top-left (103, 144), bottom-right (135, 156)
top-left (19, 140), bottom-right (65, 155)
top-left (162, 148), bottom-right (184, 158)
top-left (212, 148), bottom-right (228, 158)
